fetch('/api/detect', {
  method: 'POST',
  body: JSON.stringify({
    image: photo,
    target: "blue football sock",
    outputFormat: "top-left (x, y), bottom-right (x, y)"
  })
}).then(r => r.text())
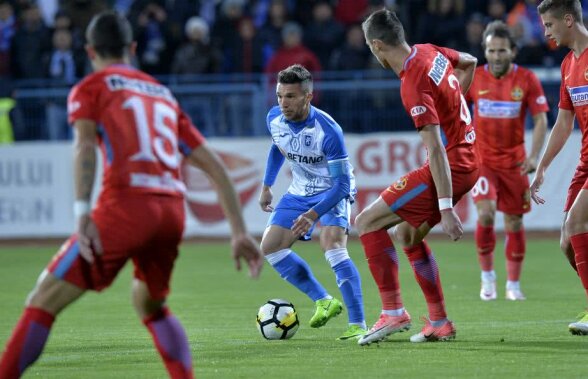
top-left (267, 249), bottom-right (328, 302)
top-left (326, 248), bottom-right (365, 326)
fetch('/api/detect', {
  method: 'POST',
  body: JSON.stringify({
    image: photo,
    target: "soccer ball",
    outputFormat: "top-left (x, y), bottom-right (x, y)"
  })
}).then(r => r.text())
top-left (256, 299), bottom-right (299, 340)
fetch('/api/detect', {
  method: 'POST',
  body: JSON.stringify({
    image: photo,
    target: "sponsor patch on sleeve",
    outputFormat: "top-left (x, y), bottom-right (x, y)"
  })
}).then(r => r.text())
top-left (410, 105), bottom-right (427, 117)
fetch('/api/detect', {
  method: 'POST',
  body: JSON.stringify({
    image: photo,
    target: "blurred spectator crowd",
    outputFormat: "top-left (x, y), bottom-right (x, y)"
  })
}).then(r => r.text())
top-left (0, 0), bottom-right (584, 82)
top-left (0, 0), bottom-right (581, 142)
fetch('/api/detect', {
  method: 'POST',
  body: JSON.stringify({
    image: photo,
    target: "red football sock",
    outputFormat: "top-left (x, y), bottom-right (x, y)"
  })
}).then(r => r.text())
top-left (570, 232), bottom-right (588, 301)
top-left (505, 229), bottom-right (525, 282)
top-left (475, 223), bottom-right (495, 272)
top-left (404, 241), bottom-right (447, 321)
top-left (0, 307), bottom-right (55, 379)
top-left (360, 230), bottom-right (403, 310)
top-left (143, 307), bottom-right (194, 379)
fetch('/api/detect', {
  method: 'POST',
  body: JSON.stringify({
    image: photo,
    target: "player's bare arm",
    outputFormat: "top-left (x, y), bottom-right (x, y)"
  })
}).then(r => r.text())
top-left (187, 143), bottom-right (264, 278)
top-left (531, 109), bottom-right (575, 204)
top-left (452, 52), bottom-right (477, 94)
top-left (419, 124), bottom-right (463, 241)
top-left (521, 112), bottom-right (548, 175)
top-left (259, 185), bottom-right (274, 213)
top-left (73, 119), bottom-right (103, 262)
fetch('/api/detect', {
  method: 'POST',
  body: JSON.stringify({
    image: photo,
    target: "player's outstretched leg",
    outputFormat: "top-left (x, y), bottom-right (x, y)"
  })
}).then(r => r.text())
top-left (476, 222), bottom-right (497, 301)
top-left (0, 266), bottom-right (85, 379)
top-left (324, 248), bottom-right (367, 340)
top-left (404, 241), bottom-right (456, 343)
top-left (357, 230), bottom-right (410, 346)
top-left (134, 279), bottom-right (193, 379)
top-left (143, 307), bottom-right (193, 378)
top-left (265, 249), bottom-right (341, 328)
top-left (0, 307), bottom-right (55, 379)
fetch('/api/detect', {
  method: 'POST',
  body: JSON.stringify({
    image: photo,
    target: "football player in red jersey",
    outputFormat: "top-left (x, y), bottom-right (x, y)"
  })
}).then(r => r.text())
top-left (466, 20), bottom-right (548, 302)
top-left (534, 0), bottom-right (588, 335)
top-left (356, 9), bottom-right (478, 345)
top-left (0, 11), bottom-right (263, 379)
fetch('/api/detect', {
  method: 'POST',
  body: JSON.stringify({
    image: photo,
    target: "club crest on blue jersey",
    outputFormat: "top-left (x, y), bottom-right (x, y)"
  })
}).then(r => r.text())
top-left (304, 135), bottom-right (312, 147)
top-left (477, 99), bottom-right (521, 119)
top-left (568, 85), bottom-right (588, 107)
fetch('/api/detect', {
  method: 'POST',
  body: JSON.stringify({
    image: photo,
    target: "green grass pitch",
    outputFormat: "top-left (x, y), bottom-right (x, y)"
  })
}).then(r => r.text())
top-left (1, 238), bottom-right (587, 378)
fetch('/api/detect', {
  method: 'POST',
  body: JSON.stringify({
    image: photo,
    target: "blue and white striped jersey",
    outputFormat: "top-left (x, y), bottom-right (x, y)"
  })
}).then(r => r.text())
top-left (266, 105), bottom-right (356, 198)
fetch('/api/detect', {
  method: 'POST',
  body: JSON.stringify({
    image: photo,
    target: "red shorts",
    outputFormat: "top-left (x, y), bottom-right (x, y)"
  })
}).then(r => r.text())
top-left (471, 165), bottom-right (531, 214)
top-left (47, 193), bottom-right (185, 300)
top-left (380, 165), bottom-right (479, 228)
top-left (565, 166), bottom-right (588, 211)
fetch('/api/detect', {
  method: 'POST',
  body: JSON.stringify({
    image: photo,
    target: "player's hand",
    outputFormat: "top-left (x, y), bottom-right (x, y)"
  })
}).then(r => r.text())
top-left (439, 209), bottom-right (463, 241)
top-left (259, 186), bottom-right (274, 212)
top-left (76, 214), bottom-right (103, 263)
top-left (520, 157), bottom-right (538, 175)
top-left (231, 233), bottom-right (264, 279)
top-left (291, 210), bottom-right (317, 237)
top-left (530, 167), bottom-right (545, 204)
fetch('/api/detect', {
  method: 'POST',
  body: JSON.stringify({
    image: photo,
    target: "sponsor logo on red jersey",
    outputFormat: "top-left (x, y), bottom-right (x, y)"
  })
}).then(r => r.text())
top-left (428, 52), bottom-right (449, 86)
top-left (410, 106), bottom-right (427, 117)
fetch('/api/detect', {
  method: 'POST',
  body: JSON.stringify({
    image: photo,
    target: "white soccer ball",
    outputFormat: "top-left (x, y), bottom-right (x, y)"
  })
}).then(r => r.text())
top-left (256, 299), bottom-right (299, 340)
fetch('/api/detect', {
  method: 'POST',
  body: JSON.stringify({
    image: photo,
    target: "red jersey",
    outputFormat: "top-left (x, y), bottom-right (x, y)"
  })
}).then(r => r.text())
top-left (467, 64), bottom-right (548, 169)
top-left (559, 50), bottom-right (588, 169)
top-left (67, 65), bottom-right (205, 199)
top-left (400, 44), bottom-right (477, 173)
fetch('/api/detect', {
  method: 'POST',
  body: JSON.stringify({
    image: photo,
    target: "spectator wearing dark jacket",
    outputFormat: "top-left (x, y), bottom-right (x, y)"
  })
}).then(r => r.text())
top-left (171, 16), bottom-right (221, 74)
top-left (304, 2), bottom-right (345, 68)
top-left (329, 24), bottom-right (370, 71)
top-left (11, 4), bottom-right (50, 78)
top-left (224, 17), bottom-right (265, 73)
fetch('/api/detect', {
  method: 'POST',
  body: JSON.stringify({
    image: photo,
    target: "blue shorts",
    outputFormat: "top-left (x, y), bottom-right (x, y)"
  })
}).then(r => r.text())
top-left (267, 192), bottom-right (351, 241)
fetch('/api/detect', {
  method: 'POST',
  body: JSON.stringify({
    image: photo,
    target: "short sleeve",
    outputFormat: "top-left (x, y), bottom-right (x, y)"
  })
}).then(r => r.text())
top-left (401, 69), bottom-right (440, 128)
top-left (435, 46), bottom-right (460, 68)
top-left (559, 60), bottom-right (573, 111)
top-left (67, 81), bottom-right (98, 124)
top-left (322, 125), bottom-right (348, 161)
top-left (178, 111), bottom-right (206, 156)
top-left (526, 71), bottom-right (549, 116)
top-left (266, 106), bottom-right (281, 136)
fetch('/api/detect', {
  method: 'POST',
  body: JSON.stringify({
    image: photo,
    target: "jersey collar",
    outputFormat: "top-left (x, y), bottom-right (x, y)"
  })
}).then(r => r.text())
top-left (284, 105), bottom-right (316, 130)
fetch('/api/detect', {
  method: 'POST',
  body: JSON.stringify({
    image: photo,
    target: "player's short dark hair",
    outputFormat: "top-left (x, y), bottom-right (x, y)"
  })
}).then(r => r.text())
top-left (362, 9), bottom-right (406, 47)
top-left (538, 0), bottom-right (582, 23)
top-left (277, 64), bottom-right (313, 93)
top-left (482, 20), bottom-right (516, 49)
top-left (86, 11), bottom-right (133, 59)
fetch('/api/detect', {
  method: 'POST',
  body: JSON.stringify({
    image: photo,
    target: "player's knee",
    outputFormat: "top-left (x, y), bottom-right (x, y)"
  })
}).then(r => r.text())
top-left (354, 211), bottom-right (373, 235)
top-left (260, 240), bottom-right (279, 256)
top-left (477, 211), bottom-right (495, 227)
top-left (564, 212), bottom-right (586, 237)
top-left (392, 226), bottom-right (412, 247)
top-left (560, 237), bottom-right (571, 254)
top-left (505, 215), bottom-right (523, 232)
top-left (133, 295), bottom-right (165, 320)
top-left (132, 281), bottom-right (165, 319)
